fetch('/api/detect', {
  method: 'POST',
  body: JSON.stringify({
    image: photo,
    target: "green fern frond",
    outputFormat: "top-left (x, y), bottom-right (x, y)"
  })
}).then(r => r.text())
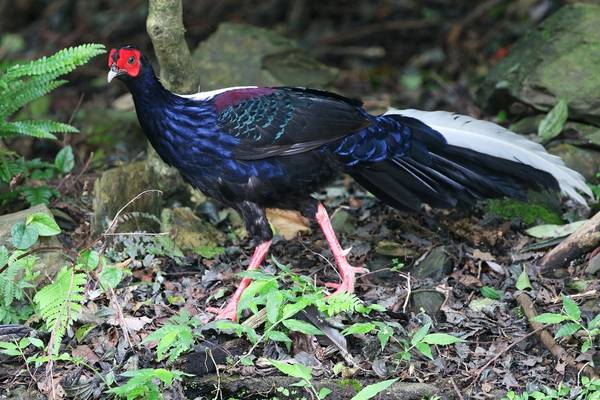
top-left (318, 292), bottom-right (363, 317)
top-left (0, 152), bottom-right (25, 183)
top-left (0, 44), bottom-right (105, 83)
top-left (0, 79), bottom-right (67, 120)
top-left (34, 266), bottom-right (86, 354)
top-left (0, 120), bottom-right (78, 139)
top-left (0, 247), bottom-right (37, 323)
top-left (0, 43), bottom-right (105, 138)
top-left (142, 310), bottom-right (199, 363)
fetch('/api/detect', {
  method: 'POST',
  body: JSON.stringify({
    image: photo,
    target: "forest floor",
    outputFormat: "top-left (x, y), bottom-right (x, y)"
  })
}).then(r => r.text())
top-left (1, 1), bottom-right (599, 399)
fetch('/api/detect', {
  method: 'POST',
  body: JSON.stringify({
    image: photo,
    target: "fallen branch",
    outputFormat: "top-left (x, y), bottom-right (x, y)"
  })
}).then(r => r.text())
top-left (186, 374), bottom-right (443, 400)
top-left (516, 293), bottom-right (597, 378)
top-left (539, 211), bottom-right (600, 274)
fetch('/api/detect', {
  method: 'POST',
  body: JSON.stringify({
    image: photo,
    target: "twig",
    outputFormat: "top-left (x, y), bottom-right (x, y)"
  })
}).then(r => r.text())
top-left (108, 286), bottom-right (134, 349)
top-left (104, 189), bottom-right (163, 237)
top-left (207, 348), bottom-right (222, 400)
top-left (402, 272), bottom-right (411, 314)
top-left (516, 293), bottom-right (598, 378)
top-left (450, 377), bottom-right (464, 400)
top-left (470, 325), bottom-right (545, 384)
top-left (82, 189), bottom-right (162, 252)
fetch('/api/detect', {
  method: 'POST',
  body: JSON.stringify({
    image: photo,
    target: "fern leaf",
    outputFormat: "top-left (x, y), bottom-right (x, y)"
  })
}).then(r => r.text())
top-left (34, 266), bottom-right (86, 354)
top-left (0, 79), bottom-right (67, 121)
top-left (0, 44), bottom-right (105, 83)
top-left (0, 120), bottom-right (78, 139)
top-left (0, 152), bottom-right (25, 183)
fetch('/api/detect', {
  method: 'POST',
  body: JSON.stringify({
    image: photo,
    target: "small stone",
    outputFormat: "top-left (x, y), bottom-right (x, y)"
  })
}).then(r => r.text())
top-left (375, 240), bottom-right (418, 257)
top-left (411, 290), bottom-right (445, 318)
top-left (586, 253), bottom-right (600, 275)
top-left (331, 210), bottom-right (355, 235)
top-left (412, 246), bottom-right (453, 281)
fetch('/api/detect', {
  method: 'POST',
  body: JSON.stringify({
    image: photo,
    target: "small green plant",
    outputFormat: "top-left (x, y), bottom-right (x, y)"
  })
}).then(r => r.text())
top-left (0, 44), bottom-right (105, 205)
top-left (268, 359), bottom-right (331, 399)
top-left (0, 335), bottom-right (44, 358)
top-left (532, 295), bottom-right (599, 353)
top-left (480, 286), bottom-right (502, 300)
top-left (107, 368), bottom-right (189, 400)
top-left (502, 376), bottom-right (600, 400)
top-left (210, 257), bottom-right (385, 356)
top-left (396, 322), bottom-right (463, 361)
top-left (351, 378), bottom-right (399, 400)
top-left (390, 258), bottom-right (405, 272)
top-left (142, 310), bottom-right (200, 363)
top-left (34, 266), bottom-right (86, 355)
top-left (0, 212), bottom-right (61, 323)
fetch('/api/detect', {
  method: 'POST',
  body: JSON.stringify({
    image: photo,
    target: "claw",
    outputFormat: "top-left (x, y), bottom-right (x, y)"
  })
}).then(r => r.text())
top-left (207, 304), bottom-right (238, 321)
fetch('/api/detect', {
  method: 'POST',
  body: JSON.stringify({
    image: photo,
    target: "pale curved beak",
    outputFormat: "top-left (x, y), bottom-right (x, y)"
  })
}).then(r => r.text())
top-left (107, 64), bottom-right (124, 83)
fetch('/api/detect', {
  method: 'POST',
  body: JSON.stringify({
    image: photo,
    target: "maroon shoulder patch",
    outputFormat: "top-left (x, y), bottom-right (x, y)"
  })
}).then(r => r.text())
top-left (213, 88), bottom-right (275, 112)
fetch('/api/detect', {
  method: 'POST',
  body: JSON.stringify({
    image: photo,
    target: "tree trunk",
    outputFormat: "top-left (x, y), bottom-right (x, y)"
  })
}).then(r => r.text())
top-left (146, 0), bottom-right (199, 93)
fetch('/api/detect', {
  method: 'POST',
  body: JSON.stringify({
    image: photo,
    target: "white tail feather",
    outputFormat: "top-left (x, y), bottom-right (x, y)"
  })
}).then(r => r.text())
top-left (385, 108), bottom-right (593, 207)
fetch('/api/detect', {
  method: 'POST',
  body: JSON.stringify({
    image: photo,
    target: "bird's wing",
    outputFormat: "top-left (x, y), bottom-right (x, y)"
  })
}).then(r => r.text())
top-left (212, 87), bottom-right (370, 160)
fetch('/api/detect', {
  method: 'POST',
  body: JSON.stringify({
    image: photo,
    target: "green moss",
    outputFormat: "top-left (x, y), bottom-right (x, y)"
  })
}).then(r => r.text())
top-left (485, 198), bottom-right (563, 225)
top-left (337, 378), bottom-right (362, 392)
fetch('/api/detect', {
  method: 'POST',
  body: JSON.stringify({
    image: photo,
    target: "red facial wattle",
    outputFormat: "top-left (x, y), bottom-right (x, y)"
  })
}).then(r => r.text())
top-left (108, 48), bottom-right (141, 78)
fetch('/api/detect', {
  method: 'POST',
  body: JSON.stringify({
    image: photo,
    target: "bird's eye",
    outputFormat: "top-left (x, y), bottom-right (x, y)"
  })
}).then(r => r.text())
top-left (127, 56), bottom-right (135, 64)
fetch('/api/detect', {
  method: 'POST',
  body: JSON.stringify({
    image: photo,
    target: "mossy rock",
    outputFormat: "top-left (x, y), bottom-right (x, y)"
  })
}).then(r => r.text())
top-left (477, 3), bottom-right (600, 125)
top-left (547, 143), bottom-right (600, 183)
top-left (485, 198), bottom-right (563, 225)
top-left (160, 207), bottom-right (225, 253)
top-left (92, 161), bottom-right (162, 235)
top-left (192, 22), bottom-right (338, 89)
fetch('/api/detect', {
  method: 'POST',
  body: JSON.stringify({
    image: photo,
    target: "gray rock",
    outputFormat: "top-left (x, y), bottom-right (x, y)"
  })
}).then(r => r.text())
top-left (411, 290), bottom-right (445, 318)
top-left (478, 3), bottom-right (600, 125)
top-left (331, 210), bottom-right (355, 235)
top-left (192, 22), bottom-right (338, 89)
top-left (160, 207), bottom-right (225, 253)
top-left (412, 246), bottom-right (453, 282)
top-left (92, 161), bottom-right (162, 235)
top-left (547, 143), bottom-right (600, 182)
top-left (586, 253), bottom-right (600, 275)
top-left (0, 204), bottom-right (68, 282)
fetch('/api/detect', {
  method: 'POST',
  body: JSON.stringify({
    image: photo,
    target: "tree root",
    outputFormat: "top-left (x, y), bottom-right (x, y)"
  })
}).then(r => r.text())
top-left (516, 293), bottom-right (597, 378)
top-left (539, 211), bottom-right (600, 274)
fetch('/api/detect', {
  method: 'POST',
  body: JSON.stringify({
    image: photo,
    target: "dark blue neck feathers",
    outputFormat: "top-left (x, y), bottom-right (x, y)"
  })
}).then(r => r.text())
top-left (122, 61), bottom-right (229, 168)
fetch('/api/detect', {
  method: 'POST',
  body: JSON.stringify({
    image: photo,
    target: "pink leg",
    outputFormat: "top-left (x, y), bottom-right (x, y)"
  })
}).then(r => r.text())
top-left (208, 240), bottom-right (272, 321)
top-left (316, 203), bottom-right (367, 294)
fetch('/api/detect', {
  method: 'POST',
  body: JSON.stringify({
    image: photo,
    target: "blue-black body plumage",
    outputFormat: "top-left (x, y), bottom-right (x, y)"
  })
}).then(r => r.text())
top-left (116, 51), bottom-right (560, 242)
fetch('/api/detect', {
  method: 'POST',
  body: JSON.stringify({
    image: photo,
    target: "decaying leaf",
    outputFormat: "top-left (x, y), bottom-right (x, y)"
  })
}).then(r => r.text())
top-left (266, 208), bottom-right (310, 240)
top-left (525, 220), bottom-right (587, 239)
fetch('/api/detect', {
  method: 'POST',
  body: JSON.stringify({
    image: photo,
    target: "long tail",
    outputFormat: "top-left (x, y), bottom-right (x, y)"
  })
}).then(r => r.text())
top-left (349, 109), bottom-right (593, 212)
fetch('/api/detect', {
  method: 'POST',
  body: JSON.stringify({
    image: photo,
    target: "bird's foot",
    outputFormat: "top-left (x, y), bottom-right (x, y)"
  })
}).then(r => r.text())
top-left (207, 301), bottom-right (239, 321)
top-left (324, 263), bottom-right (368, 295)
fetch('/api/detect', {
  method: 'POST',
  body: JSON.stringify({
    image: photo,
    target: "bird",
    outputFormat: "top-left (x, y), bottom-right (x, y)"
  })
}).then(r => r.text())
top-left (107, 46), bottom-right (592, 321)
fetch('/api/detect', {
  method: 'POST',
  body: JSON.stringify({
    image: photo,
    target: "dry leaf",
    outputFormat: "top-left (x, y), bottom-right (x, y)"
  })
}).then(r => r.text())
top-left (266, 208), bottom-right (310, 240)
